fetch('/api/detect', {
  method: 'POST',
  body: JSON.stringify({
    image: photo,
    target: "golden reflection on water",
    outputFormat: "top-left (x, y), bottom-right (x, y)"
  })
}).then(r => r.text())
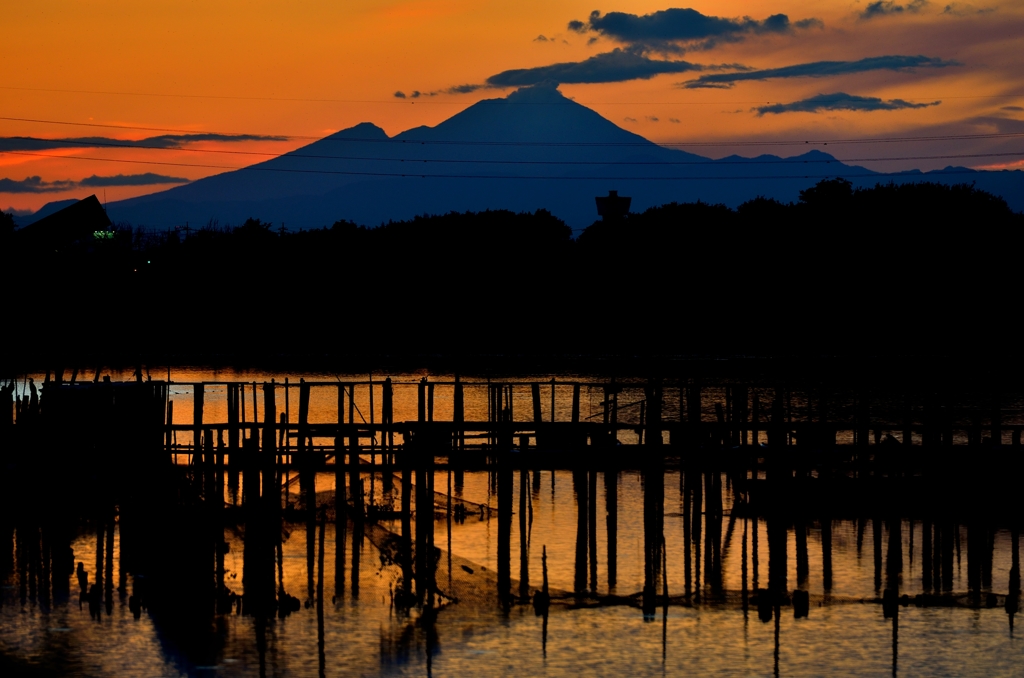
top-left (2, 467), bottom-right (1021, 676)
top-left (4, 369), bottom-right (1024, 675)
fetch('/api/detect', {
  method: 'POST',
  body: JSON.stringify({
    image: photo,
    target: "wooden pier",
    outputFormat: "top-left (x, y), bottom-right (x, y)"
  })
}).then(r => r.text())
top-left (3, 372), bottom-right (1021, 662)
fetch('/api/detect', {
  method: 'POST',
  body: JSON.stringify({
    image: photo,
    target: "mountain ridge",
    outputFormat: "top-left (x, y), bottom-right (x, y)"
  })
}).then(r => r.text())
top-left (69, 84), bottom-right (1023, 227)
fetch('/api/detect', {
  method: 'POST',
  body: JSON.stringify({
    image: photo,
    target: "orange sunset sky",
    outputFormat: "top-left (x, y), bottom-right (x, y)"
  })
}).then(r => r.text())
top-left (2, 0), bottom-right (1022, 213)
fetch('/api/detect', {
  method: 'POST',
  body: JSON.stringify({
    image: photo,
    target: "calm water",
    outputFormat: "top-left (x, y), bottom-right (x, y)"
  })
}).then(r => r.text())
top-left (3, 467), bottom-right (1021, 676)
top-left (2, 369), bottom-right (1022, 676)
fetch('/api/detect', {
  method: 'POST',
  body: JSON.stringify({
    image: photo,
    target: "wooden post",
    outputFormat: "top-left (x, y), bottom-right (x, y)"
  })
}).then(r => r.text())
top-left (751, 393), bottom-right (760, 447)
top-left (454, 375), bottom-right (465, 450)
top-left (193, 383), bottom-right (204, 461)
top-left (571, 384), bottom-right (580, 425)
top-left (532, 383), bottom-right (542, 425)
top-left (284, 377), bottom-right (290, 461)
top-left (166, 400), bottom-right (174, 459)
top-left (227, 384), bottom-right (240, 453)
top-left (383, 377), bottom-right (394, 461)
top-left (646, 382), bottom-right (663, 448)
top-left (735, 386), bottom-right (748, 447)
top-left (418, 378), bottom-right (426, 423)
top-left (368, 375), bottom-right (375, 452)
top-left (203, 428), bottom-right (215, 502)
top-left (349, 384), bottom-right (359, 519)
top-left (262, 382), bottom-right (277, 500)
top-left (991, 390), bottom-right (1002, 446)
top-left (298, 380), bottom-right (312, 509)
top-left (336, 384), bottom-right (346, 509)
top-left (550, 379), bottom-right (556, 423)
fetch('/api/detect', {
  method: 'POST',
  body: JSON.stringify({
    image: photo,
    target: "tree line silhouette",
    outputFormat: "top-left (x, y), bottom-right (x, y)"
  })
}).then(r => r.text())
top-left (5, 179), bottom-right (1022, 370)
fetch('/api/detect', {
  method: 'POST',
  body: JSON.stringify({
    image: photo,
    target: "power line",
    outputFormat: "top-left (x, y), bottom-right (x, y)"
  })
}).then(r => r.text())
top-left (3, 115), bottom-right (1024, 148)
top-left (5, 150), bottom-right (1015, 181)
top-left (2, 84), bottom-right (1021, 104)
top-left (5, 136), bottom-right (1022, 165)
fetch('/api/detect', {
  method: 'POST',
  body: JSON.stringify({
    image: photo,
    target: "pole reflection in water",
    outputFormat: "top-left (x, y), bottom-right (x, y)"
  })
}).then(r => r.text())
top-left (4, 371), bottom-right (1024, 677)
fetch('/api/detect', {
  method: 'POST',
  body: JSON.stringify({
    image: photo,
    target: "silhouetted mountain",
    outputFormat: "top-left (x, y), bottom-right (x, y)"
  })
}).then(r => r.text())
top-left (107, 83), bottom-right (1023, 229)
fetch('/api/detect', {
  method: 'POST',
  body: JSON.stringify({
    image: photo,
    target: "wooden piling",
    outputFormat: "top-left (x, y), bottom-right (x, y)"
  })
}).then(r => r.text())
top-left (193, 383), bottom-right (204, 462)
top-left (532, 383), bottom-right (542, 426)
top-left (571, 383), bottom-right (580, 425)
top-left (262, 382), bottom-right (277, 500)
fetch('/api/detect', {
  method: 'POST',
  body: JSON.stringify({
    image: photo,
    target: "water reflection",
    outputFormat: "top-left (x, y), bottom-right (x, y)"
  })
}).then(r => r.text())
top-left (5, 369), bottom-right (1024, 677)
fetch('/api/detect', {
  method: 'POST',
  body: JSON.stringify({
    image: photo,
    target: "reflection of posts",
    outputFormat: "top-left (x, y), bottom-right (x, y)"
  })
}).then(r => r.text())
top-left (415, 448), bottom-right (436, 605)
top-left (497, 453), bottom-right (512, 607)
top-left (642, 450), bottom-right (664, 619)
top-left (767, 516), bottom-right (788, 601)
top-left (519, 466), bottom-right (530, 602)
top-left (822, 516), bottom-right (833, 593)
top-left (606, 470), bottom-right (618, 592)
top-left (573, 469), bottom-right (588, 595)
top-left (1006, 528), bottom-right (1020, 628)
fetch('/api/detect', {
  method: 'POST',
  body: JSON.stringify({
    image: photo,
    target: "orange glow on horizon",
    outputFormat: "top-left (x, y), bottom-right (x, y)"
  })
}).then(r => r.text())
top-left (2, 1), bottom-right (1022, 212)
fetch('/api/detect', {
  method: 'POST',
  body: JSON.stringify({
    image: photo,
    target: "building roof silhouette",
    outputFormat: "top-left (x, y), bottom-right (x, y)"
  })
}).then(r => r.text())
top-left (17, 195), bottom-right (112, 246)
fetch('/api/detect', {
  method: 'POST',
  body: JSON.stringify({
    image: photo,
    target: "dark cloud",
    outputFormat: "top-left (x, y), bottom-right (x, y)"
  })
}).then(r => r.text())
top-left (447, 83), bottom-right (484, 94)
top-left (668, 117), bottom-right (681, 123)
top-left (0, 173), bottom-right (188, 193)
top-left (394, 91), bottom-right (407, 98)
top-left (1002, 105), bottom-right (1024, 112)
top-left (568, 8), bottom-right (822, 53)
top-left (410, 91), bottom-right (421, 98)
top-left (79, 173), bottom-right (189, 187)
top-left (682, 54), bottom-right (958, 88)
top-left (755, 92), bottom-right (941, 115)
top-left (0, 133), bottom-right (286, 152)
top-left (623, 117), bottom-right (638, 123)
top-left (534, 35), bottom-right (549, 42)
top-left (646, 116), bottom-right (660, 122)
top-left (485, 49), bottom-right (702, 87)
top-left (860, 0), bottom-right (929, 20)
top-left (0, 176), bottom-right (76, 193)
top-left (942, 2), bottom-right (994, 15)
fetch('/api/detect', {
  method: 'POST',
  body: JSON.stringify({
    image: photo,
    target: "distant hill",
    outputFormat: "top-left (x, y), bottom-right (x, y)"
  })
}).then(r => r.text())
top-left (13, 198), bottom-right (81, 227)
top-left (106, 82), bottom-right (1023, 229)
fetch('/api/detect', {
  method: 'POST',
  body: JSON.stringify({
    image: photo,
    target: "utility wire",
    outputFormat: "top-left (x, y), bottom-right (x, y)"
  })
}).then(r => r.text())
top-left (3, 115), bottom-right (1024, 147)
top-left (2, 84), bottom-right (1021, 104)
top-left (3, 137), bottom-right (1022, 165)
top-left (4, 150), bottom-right (1014, 181)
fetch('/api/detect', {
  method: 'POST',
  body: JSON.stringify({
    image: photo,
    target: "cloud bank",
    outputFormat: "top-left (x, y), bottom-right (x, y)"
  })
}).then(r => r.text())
top-left (0, 173), bottom-right (189, 193)
top-left (0, 133), bottom-right (286, 152)
top-left (485, 49), bottom-right (705, 87)
top-left (568, 8), bottom-right (822, 53)
top-left (755, 92), bottom-right (941, 115)
top-left (682, 54), bottom-right (958, 88)
top-left (860, 0), bottom-right (929, 20)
